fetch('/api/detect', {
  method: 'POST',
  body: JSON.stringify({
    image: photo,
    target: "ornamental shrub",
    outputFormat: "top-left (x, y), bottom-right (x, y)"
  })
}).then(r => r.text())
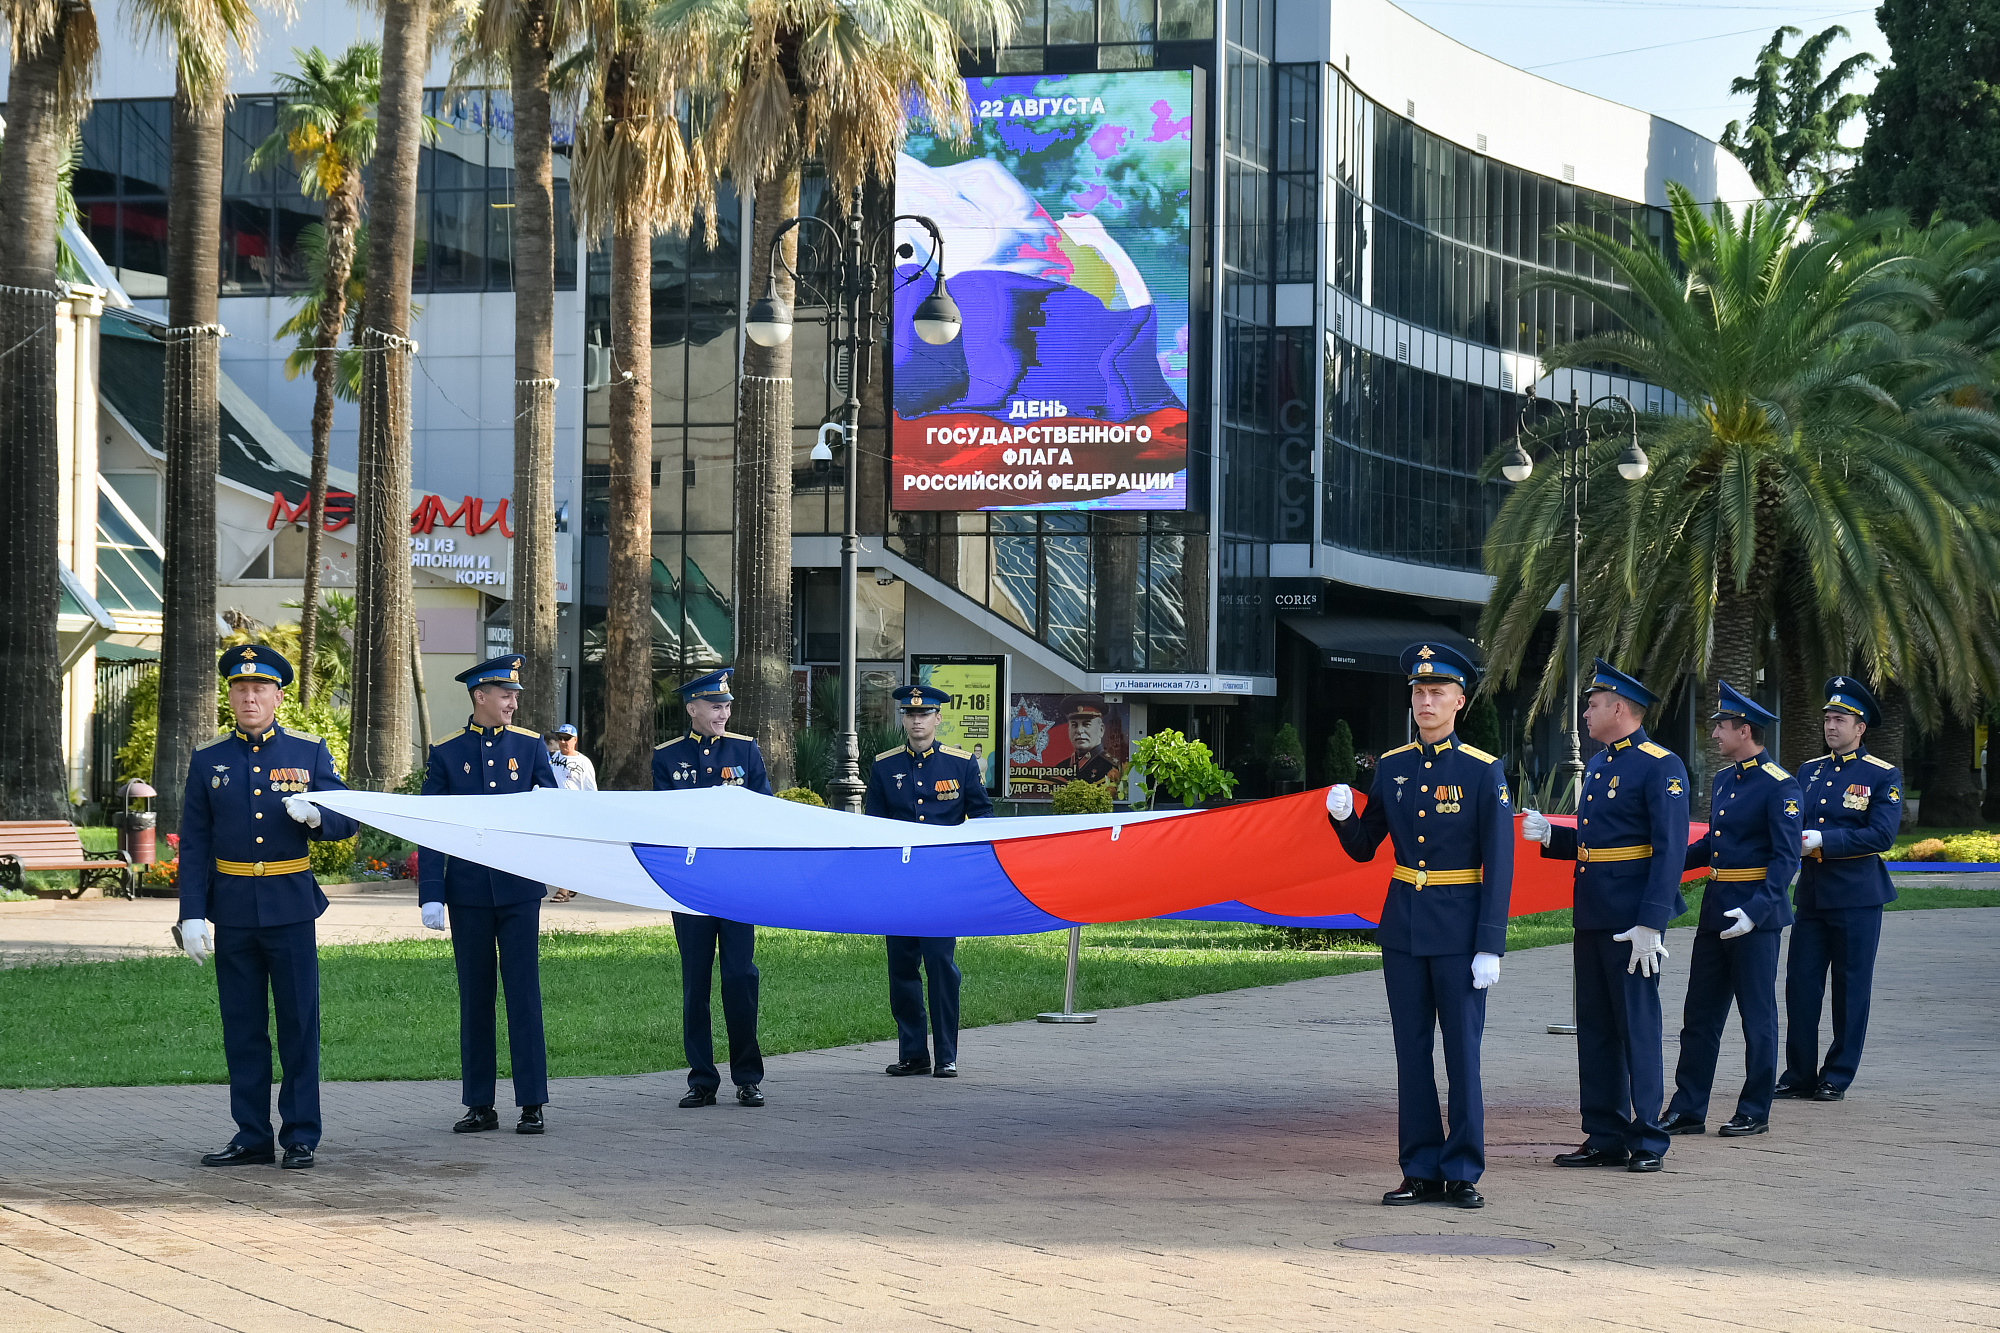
top-left (1324, 719), bottom-right (1357, 785)
top-left (776, 787), bottom-right (828, 806)
top-left (1129, 728), bottom-right (1237, 809)
top-left (1051, 778), bottom-right (1114, 815)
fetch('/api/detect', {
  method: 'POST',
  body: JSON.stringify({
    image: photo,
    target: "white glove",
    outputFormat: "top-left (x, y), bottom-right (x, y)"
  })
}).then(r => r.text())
top-left (1325, 784), bottom-right (1354, 820)
top-left (421, 901), bottom-right (448, 931)
top-left (178, 919), bottom-right (209, 965)
top-left (1613, 924), bottom-right (1668, 977)
top-left (1801, 829), bottom-right (1823, 853)
top-left (1719, 907), bottom-right (1754, 940)
top-left (1471, 953), bottom-right (1501, 990)
top-left (1521, 810), bottom-right (1552, 845)
top-left (282, 796), bottom-right (322, 828)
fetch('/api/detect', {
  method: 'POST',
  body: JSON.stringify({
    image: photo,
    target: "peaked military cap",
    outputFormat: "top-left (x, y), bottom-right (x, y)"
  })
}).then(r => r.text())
top-left (1712, 679), bottom-right (1778, 730)
top-left (1586, 657), bottom-right (1659, 710)
top-left (678, 668), bottom-right (734, 703)
top-left (893, 683), bottom-right (952, 713)
top-left (456, 654), bottom-right (525, 690)
top-left (219, 643), bottom-right (293, 688)
top-left (1402, 640), bottom-right (1477, 689)
top-left (1823, 675), bottom-right (1881, 727)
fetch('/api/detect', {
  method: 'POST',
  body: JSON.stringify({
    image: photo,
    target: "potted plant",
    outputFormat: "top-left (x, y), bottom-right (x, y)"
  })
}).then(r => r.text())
top-left (1324, 719), bottom-right (1356, 787)
top-left (1268, 723), bottom-right (1306, 793)
top-left (1128, 729), bottom-right (1238, 810)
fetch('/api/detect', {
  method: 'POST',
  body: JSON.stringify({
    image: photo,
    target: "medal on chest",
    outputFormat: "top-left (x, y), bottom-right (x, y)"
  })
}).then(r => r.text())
top-left (1844, 784), bottom-right (1870, 809)
top-left (1434, 785), bottom-right (1462, 814)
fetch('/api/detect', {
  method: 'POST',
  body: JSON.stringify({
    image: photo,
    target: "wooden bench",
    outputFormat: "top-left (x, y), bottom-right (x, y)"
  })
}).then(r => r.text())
top-left (0, 822), bottom-right (133, 899)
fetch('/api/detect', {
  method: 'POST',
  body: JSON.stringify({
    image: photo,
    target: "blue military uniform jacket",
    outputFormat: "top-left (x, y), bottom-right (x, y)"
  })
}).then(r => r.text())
top-left (652, 730), bottom-right (773, 795)
top-left (419, 722), bottom-right (560, 907)
top-left (177, 724), bottom-right (360, 927)
top-left (864, 743), bottom-right (994, 825)
top-left (1795, 745), bottom-right (1901, 910)
top-left (1331, 733), bottom-right (1513, 957)
top-left (1682, 750), bottom-right (1801, 934)
top-left (1544, 727), bottom-right (1692, 932)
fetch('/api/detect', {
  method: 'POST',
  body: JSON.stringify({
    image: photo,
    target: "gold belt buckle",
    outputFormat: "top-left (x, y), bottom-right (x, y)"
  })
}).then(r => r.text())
top-left (1412, 868), bottom-right (1428, 889)
top-left (1576, 846), bottom-right (1591, 864)
top-left (252, 861), bottom-right (266, 877)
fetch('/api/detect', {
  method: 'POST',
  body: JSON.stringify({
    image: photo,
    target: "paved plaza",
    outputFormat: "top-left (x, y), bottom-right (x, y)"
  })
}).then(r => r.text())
top-left (1, 907), bottom-right (1996, 1331)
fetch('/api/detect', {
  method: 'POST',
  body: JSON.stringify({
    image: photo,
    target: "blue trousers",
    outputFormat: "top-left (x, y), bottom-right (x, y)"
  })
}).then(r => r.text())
top-left (213, 920), bottom-right (320, 1151)
top-left (1667, 929), bottom-right (1780, 1123)
top-left (1782, 905), bottom-right (1884, 1093)
top-left (672, 913), bottom-right (763, 1092)
top-left (448, 901), bottom-right (548, 1108)
top-left (887, 936), bottom-right (960, 1067)
top-left (1382, 948), bottom-right (1487, 1183)
top-left (1574, 929), bottom-right (1669, 1157)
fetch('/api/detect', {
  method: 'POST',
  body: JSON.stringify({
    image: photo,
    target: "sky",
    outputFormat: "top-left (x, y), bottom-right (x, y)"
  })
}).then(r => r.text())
top-left (1392, 0), bottom-right (1886, 149)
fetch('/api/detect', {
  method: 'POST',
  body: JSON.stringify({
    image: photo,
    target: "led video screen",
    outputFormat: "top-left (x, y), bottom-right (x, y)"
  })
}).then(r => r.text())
top-left (891, 70), bottom-right (1194, 512)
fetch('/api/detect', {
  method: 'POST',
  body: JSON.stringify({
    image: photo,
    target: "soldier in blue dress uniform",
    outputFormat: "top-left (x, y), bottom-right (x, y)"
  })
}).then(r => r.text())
top-left (865, 683), bottom-right (993, 1080)
top-left (1523, 659), bottom-right (1690, 1174)
top-left (176, 644), bottom-right (359, 1170)
top-left (1658, 682), bottom-right (1800, 1139)
top-left (1778, 676), bottom-right (1902, 1102)
top-left (417, 654), bottom-right (560, 1135)
top-left (652, 668), bottom-right (773, 1108)
top-left (1326, 642), bottom-right (1512, 1209)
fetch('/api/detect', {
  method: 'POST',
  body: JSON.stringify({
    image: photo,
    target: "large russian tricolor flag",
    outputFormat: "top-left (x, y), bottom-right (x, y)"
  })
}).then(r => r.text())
top-left (307, 787), bottom-right (1709, 935)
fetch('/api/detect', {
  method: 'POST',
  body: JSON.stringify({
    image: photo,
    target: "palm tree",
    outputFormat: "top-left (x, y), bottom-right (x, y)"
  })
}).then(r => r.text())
top-left (570, 0), bottom-right (692, 788)
top-left (141, 0), bottom-right (272, 834)
top-left (0, 0), bottom-right (98, 820)
top-left (1481, 186), bottom-right (2000, 808)
top-left (456, 0), bottom-right (587, 737)
top-left (247, 42), bottom-right (382, 714)
top-left (649, 0), bottom-right (1015, 793)
top-left (350, 0), bottom-right (436, 790)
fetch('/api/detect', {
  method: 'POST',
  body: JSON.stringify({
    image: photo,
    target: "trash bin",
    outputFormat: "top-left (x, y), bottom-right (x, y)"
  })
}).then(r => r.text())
top-left (117, 780), bottom-right (157, 865)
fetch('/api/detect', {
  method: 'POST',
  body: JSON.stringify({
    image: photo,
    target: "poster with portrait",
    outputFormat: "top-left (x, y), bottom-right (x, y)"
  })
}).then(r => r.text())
top-left (910, 655), bottom-right (1006, 795)
top-left (1008, 693), bottom-right (1131, 800)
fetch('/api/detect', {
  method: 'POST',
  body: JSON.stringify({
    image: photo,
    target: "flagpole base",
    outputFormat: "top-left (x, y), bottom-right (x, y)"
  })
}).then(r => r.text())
top-left (1037, 1012), bottom-right (1098, 1023)
top-left (1547, 1022), bottom-right (1578, 1035)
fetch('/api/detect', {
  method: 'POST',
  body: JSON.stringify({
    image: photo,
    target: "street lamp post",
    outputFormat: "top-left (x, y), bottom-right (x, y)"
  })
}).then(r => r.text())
top-left (744, 187), bottom-right (961, 813)
top-left (1501, 387), bottom-right (1648, 1034)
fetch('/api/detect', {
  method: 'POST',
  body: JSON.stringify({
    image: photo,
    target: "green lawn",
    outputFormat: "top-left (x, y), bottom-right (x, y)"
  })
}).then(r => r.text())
top-left (0, 918), bottom-right (1386, 1090)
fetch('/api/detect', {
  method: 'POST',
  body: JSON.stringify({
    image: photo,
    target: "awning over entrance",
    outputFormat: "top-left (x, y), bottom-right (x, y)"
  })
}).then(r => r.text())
top-left (1281, 614), bottom-right (1480, 675)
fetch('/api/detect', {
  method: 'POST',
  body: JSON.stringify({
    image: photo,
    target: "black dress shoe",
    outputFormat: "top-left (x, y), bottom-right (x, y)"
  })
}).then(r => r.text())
top-left (885, 1058), bottom-right (932, 1077)
top-left (281, 1145), bottom-right (315, 1170)
top-left (735, 1084), bottom-right (765, 1107)
top-left (1553, 1144), bottom-right (1630, 1168)
top-left (678, 1088), bottom-right (717, 1108)
top-left (1717, 1114), bottom-right (1768, 1137)
top-left (452, 1106), bottom-right (499, 1134)
top-left (1812, 1082), bottom-right (1846, 1102)
top-left (1659, 1110), bottom-right (1706, 1136)
top-left (1627, 1151), bottom-right (1664, 1172)
top-left (1442, 1181), bottom-right (1485, 1209)
top-left (1771, 1082), bottom-right (1815, 1100)
top-left (200, 1143), bottom-right (275, 1167)
top-left (933, 1063), bottom-right (958, 1078)
top-left (1381, 1176), bottom-right (1445, 1205)
top-left (517, 1105), bottom-right (545, 1135)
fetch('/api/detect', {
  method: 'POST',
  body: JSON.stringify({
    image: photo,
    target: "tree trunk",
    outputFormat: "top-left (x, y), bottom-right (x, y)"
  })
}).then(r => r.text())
top-left (299, 186), bottom-right (361, 711)
top-left (600, 217), bottom-right (653, 790)
top-left (508, 4), bottom-right (560, 736)
top-left (1923, 708), bottom-right (1984, 827)
top-left (1775, 615), bottom-right (1816, 771)
top-left (1871, 682), bottom-right (1914, 830)
top-left (732, 165), bottom-right (802, 793)
top-left (154, 73), bottom-right (225, 834)
top-left (0, 22), bottom-right (74, 820)
top-left (350, 0), bottom-right (432, 789)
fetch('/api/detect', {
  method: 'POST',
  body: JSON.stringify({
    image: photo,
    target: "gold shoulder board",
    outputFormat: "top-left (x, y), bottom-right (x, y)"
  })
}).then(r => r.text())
top-left (941, 745), bottom-right (973, 759)
top-left (505, 725), bottom-right (542, 738)
top-left (1638, 741), bottom-right (1670, 758)
top-left (654, 737), bottom-right (682, 751)
top-left (286, 728), bottom-right (322, 744)
top-left (1457, 742), bottom-right (1498, 764)
top-left (723, 730), bottom-right (756, 741)
top-left (1381, 742), bottom-right (1420, 758)
top-left (875, 747), bottom-right (904, 762)
top-left (1762, 761), bottom-right (1790, 780)
top-left (195, 729), bottom-right (234, 752)
top-left (1864, 754), bottom-right (1895, 769)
